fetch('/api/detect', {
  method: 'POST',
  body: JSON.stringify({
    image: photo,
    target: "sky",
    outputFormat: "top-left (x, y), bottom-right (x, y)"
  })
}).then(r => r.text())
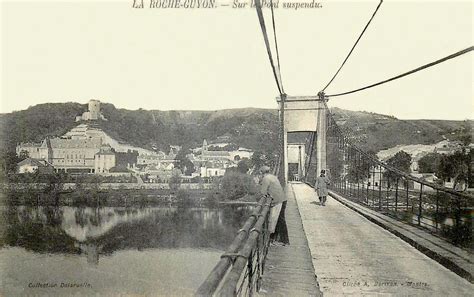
top-left (1, 0), bottom-right (473, 120)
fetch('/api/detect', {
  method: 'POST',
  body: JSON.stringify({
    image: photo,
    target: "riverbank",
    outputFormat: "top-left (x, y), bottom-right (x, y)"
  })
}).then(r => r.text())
top-left (1, 182), bottom-right (214, 191)
top-left (0, 186), bottom-right (218, 208)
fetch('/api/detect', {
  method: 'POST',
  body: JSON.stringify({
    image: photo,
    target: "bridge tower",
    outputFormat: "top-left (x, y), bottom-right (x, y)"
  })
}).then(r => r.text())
top-left (287, 143), bottom-right (306, 181)
top-left (276, 94), bottom-right (328, 184)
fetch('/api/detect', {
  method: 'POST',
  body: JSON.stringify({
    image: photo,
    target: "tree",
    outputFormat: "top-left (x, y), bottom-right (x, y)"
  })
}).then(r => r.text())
top-left (43, 172), bottom-right (65, 206)
top-left (250, 150), bottom-right (277, 170)
top-left (384, 151), bottom-right (411, 186)
top-left (168, 169), bottom-right (182, 193)
top-left (181, 158), bottom-right (195, 176)
top-left (220, 171), bottom-right (258, 200)
top-left (176, 189), bottom-right (194, 207)
top-left (0, 150), bottom-right (20, 175)
top-left (19, 150), bottom-right (29, 161)
top-left (325, 143), bottom-right (343, 181)
top-left (251, 151), bottom-right (265, 169)
top-left (418, 153), bottom-right (442, 173)
top-left (237, 159), bottom-right (252, 174)
top-left (174, 148), bottom-right (194, 176)
top-left (223, 143), bottom-right (239, 151)
top-left (386, 151), bottom-right (411, 173)
top-left (437, 150), bottom-right (469, 190)
top-left (344, 148), bottom-right (378, 183)
top-left (458, 120), bottom-right (472, 146)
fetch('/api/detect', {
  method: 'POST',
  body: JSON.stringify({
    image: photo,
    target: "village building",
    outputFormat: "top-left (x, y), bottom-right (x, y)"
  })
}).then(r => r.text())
top-left (198, 139), bottom-right (253, 162)
top-left (142, 166), bottom-right (179, 183)
top-left (200, 166), bottom-right (227, 178)
top-left (411, 173), bottom-right (438, 191)
top-left (115, 150), bottom-right (139, 169)
top-left (17, 158), bottom-right (54, 174)
top-left (228, 148), bottom-right (253, 161)
top-left (434, 142), bottom-right (463, 155)
top-left (63, 124), bottom-right (104, 140)
top-left (16, 137), bottom-right (116, 174)
top-left (48, 138), bottom-right (103, 173)
top-left (200, 139), bottom-right (232, 161)
top-left (201, 150), bottom-right (232, 161)
top-left (16, 141), bottom-right (49, 160)
top-left (364, 165), bottom-right (386, 188)
top-left (137, 153), bottom-right (166, 166)
top-left (94, 145), bottom-right (116, 173)
top-left (188, 139), bottom-right (254, 179)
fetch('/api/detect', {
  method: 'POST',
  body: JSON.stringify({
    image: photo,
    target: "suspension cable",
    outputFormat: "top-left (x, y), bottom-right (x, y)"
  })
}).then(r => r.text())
top-left (326, 108), bottom-right (473, 199)
top-left (255, 0), bottom-right (284, 95)
top-left (322, 0), bottom-right (383, 92)
top-left (327, 46), bottom-right (474, 98)
top-left (270, 0), bottom-right (284, 93)
top-left (304, 131), bottom-right (316, 180)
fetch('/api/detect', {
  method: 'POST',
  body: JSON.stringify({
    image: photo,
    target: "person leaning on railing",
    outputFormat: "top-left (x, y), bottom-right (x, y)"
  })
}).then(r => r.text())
top-left (259, 166), bottom-right (290, 246)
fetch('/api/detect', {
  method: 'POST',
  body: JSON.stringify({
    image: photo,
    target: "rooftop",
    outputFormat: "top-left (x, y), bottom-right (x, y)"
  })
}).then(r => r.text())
top-left (17, 158), bottom-right (50, 167)
top-left (49, 137), bottom-right (102, 149)
top-left (202, 151), bottom-right (230, 157)
top-left (18, 142), bottom-right (43, 148)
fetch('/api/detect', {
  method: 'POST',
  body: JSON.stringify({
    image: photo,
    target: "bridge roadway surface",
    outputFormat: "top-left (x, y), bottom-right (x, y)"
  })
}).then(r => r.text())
top-left (260, 182), bottom-right (473, 296)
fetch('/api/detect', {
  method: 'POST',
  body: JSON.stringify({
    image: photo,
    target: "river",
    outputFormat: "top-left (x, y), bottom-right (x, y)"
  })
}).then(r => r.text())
top-left (0, 204), bottom-right (252, 296)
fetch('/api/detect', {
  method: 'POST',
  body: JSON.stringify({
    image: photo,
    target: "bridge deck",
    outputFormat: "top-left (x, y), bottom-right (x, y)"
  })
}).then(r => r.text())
top-left (290, 182), bottom-right (473, 296)
top-left (259, 184), bottom-right (321, 296)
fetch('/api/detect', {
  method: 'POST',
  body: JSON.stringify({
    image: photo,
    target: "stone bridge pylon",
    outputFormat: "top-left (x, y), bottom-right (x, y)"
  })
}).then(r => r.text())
top-left (276, 94), bottom-right (328, 184)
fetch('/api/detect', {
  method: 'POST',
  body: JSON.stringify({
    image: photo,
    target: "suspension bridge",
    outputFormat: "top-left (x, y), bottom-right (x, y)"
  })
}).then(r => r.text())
top-left (196, 0), bottom-right (473, 295)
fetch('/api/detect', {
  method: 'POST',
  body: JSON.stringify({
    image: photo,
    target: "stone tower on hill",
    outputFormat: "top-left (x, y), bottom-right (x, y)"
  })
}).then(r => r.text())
top-left (75, 99), bottom-right (107, 122)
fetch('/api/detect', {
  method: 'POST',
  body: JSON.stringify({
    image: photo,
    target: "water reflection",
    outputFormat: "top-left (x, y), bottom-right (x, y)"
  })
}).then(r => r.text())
top-left (0, 204), bottom-right (252, 295)
top-left (3, 205), bottom-right (252, 259)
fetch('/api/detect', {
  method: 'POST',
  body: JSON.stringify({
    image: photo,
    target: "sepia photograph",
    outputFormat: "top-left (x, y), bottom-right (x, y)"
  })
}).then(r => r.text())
top-left (0, 0), bottom-right (472, 296)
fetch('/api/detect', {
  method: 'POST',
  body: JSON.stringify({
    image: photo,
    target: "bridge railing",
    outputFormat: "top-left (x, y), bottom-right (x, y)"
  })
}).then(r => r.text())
top-left (196, 194), bottom-right (272, 296)
top-left (304, 108), bottom-right (473, 248)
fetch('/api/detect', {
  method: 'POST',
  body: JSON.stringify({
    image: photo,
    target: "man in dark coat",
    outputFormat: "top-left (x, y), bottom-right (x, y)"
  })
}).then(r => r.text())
top-left (315, 169), bottom-right (330, 206)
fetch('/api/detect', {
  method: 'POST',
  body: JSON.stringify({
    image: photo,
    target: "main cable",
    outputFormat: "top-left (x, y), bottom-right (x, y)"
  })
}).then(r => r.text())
top-left (255, 0), bottom-right (283, 95)
top-left (327, 46), bottom-right (473, 98)
top-left (322, 0), bottom-right (383, 92)
top-left (325, 105), bottom-right (473, 199)
top-left (304, 131), bottom-right (316, 180)
top-left (270, 0), bottom-right (284, 93)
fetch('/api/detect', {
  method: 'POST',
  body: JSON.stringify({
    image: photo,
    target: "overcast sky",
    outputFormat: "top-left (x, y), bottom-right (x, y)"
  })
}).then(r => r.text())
top-left (1, 0), bottom-right (472, 119)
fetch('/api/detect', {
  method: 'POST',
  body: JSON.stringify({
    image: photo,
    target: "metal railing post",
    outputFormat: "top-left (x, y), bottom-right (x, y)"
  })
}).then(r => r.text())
top-left (308, 109), bottom-right (474, 247)
top-left (406, 180), bottom-right (409, 211)
top-left (418, 184), bottom-right (423, 226)
top-left (357, 153), bottom-right (360, 201)
top-left (366, 164), bottom-right (370, 205)
top-left (395, 177), bottom-right (399, 214)
top-left (372, 166), bottom-right (376, 208)
top-left (248, 249), bottom-right (254, 296)
top-left (379, 166), bottom-right (382, 210)
top-left (196, 196), bottom-right (271, 296)
top-left (435, 190), bottom-right (439, 231)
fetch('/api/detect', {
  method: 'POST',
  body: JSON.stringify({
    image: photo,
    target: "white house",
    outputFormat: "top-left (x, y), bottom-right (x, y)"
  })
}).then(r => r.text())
top-left (200, 167), bottom-right (226, 178)
top-left (17, 158), bottom-right (54, 174)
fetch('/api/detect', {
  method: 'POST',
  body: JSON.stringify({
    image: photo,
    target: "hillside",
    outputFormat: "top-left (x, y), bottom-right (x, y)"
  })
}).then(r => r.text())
top-left (0, 102), bottom-right (86, 150)
top-left (97, 104), bottom-right (279, 153)
top-left (330, 108), bottom-right (472, 152)
top-left (0, 103), bottom-right (280, 154)
top-left (0, 102), bottom-right (471, 156)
